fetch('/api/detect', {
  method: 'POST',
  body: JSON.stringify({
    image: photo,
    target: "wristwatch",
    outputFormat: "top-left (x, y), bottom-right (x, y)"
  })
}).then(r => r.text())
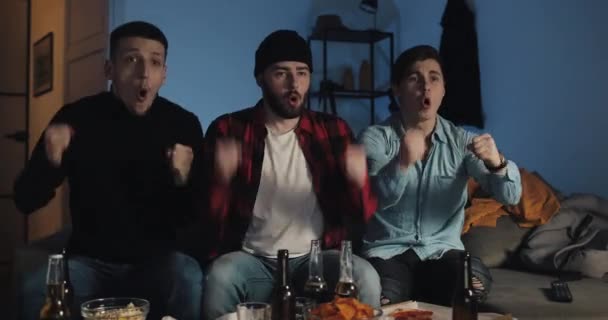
top-left (486, 153), bottom-right (508, 173)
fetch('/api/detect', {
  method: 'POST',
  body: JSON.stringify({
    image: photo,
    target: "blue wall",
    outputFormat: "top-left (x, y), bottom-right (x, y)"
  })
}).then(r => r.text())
top-left (110, 0), bottom-right (608, 199)
top-left (474, 0), bottom-right (608, 198)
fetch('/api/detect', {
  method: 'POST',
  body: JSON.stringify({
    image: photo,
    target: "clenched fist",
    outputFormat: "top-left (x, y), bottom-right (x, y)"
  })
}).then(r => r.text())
top-left (44, 124), bottom-right (73, 167)
top-left (398, 129), bottom-right (426, 170)
top-left (468, 133), bottom-right (502, 168)
top-left (215, 138), bottom-right (241, 185)
top-left (167, 143), bottom-right (194, 186)
top-left (345, 144), bottom-right (367, 189)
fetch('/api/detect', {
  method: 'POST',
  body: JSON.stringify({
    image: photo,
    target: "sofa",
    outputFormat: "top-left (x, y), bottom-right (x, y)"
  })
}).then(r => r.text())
top-left (12, 218), bottom-right (608, 320)
top-left (463, 215), bottom-right (608, 320)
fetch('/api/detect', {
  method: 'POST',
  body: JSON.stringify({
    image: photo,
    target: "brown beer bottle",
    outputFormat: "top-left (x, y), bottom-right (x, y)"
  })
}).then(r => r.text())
top-left (334, 240), bottom-right (358, 299)
top-left (40, 254), bottom-right (71, 320)
top-left (271, 249), bottom-right (295, 320)
top-left (303, 240), bottom-right (330, 303)
top-left (452, 251), bottom-right (478, 320)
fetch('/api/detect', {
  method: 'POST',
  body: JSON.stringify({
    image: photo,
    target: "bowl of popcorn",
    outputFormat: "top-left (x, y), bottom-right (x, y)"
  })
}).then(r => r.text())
top-left (81, 297), bottom-right (149, 320)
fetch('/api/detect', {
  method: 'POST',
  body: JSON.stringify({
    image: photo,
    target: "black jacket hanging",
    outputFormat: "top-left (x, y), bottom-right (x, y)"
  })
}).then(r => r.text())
top-left (439, 0), bottom-right (485, 128)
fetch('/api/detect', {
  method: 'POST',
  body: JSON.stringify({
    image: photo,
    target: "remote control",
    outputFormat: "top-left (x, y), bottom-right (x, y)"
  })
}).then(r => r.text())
top-left (550, 280), bottom-right (573, 303)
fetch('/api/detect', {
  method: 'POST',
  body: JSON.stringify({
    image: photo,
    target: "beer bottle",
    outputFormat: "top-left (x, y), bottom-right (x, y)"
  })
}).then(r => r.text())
top-left (452, 251), bottom-right (478, 320)
top-left (334, 240), bottom-right (358, 299)
top-left (303, 240), bottom-right (330, 303)
top-left (40, 254), bottom-right (71, 320)
top-left (61, 248), bottom-right (73, 312)
top-left (271, 249), bottom-right (295, 320)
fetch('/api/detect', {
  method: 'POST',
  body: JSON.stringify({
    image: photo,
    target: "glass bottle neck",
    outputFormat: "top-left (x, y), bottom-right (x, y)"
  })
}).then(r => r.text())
top-left (339, 241), bottom-right (354, 282)
top-left (308, 241), bottom-right (325, 282)
top-left (277, 250), bottom-right (289, 286)
top-left (463, 252), bottom-right (472, 290)
top-left (46, 254), bottom-right (65, 285)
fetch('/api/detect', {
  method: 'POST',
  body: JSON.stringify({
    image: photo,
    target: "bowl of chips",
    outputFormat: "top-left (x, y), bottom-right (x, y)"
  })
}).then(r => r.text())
top-left (307, 297), bottom-right (382, 320)
top-left (81, 297), bottom-right (149, 320)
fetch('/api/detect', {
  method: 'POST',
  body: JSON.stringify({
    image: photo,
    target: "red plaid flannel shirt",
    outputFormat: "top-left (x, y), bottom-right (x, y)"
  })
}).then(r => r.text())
top-left (201, 101), bottom-right (376, 260)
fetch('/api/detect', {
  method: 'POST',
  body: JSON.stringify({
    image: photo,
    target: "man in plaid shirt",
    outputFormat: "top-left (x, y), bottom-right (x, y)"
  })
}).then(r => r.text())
top-left (201, 30), bottom-right (380, 319)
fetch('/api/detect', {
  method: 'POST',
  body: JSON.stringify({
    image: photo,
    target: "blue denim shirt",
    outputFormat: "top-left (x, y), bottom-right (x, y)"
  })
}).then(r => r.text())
top-left (359, 115), bottom-right (522, 260)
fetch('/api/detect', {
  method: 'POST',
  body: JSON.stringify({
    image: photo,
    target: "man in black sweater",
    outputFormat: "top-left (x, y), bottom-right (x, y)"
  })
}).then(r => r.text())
top-left (15, 21), bottom-right (204, 320)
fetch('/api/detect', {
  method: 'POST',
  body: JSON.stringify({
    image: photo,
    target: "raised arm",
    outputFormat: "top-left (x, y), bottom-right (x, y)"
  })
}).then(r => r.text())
top-left (168, 113), bottom-right (205, 226)
top-left (359, 126), bottom-right (424, 210)
top-left (199, 116), bottom-right (239, 260)
top-left (327, 118), bottom-right (376, 251)
top-left (464, 132), bottom-right (522, 205)
top-left (13, 106), bottom-right (75, 214)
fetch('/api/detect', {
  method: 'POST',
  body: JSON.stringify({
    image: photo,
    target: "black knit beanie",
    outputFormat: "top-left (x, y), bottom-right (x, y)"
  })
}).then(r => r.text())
top-left (254, 30), bottom-right (313, 77)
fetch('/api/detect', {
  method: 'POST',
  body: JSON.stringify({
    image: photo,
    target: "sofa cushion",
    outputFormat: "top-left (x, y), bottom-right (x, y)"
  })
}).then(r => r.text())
top-left (482, 268), bottom-right (608, 319)
top-left (462, 215), bottom-right (532, 268)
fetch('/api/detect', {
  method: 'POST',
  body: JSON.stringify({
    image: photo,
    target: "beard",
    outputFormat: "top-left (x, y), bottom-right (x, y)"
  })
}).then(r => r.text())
top-left (261, 81), bottom-right (308, 119)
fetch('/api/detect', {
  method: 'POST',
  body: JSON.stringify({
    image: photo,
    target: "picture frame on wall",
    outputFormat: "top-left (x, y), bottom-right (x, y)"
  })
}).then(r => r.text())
top-left (33, 32), bottom-right (53, 97)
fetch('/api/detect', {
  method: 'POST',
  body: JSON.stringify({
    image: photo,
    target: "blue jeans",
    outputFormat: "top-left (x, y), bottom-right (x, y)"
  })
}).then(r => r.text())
top-left (202, 250), bottom-right (381, 320)
top-left (19, 251), bottom-right (203, 320)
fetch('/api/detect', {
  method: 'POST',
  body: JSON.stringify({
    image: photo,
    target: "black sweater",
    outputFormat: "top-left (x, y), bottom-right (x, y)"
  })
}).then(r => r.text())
top-left (14, 91), bottom-right (204, 263)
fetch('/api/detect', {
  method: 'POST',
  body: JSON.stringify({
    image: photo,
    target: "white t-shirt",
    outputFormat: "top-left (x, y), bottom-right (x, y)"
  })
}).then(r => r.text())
top-left (242, 127), bottom-right (324, 257)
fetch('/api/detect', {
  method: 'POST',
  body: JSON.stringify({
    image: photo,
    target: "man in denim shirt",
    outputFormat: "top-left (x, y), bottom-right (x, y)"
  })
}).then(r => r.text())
top-left (359, 45), bottom-right (522, 306)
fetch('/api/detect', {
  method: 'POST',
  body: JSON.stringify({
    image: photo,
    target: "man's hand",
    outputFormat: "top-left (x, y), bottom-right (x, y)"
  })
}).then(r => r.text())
top-left (468, 133), bottom-right (502, 168)
top-left (215, 138), bottom-right (241, 185)
top-left (168, 143), bottom-right (194, 186)
top-left (44, 124), bottom-right (73, 167)
top-left (399, 129), bottom-right (426, 170)
top-left (345, 144), bottom-right (367, 189)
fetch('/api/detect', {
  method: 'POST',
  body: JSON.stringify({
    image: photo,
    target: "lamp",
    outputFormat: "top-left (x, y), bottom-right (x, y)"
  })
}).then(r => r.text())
top-left (359, 0), bottom-right (378, 14)
top-left (359, 0), bottom-right (378, 30)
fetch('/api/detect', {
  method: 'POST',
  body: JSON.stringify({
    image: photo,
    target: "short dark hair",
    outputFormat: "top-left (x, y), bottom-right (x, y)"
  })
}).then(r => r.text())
top-left (109, 21), bottom-right (168, 60)
top-left (391, 45), bottom-right (443, 85)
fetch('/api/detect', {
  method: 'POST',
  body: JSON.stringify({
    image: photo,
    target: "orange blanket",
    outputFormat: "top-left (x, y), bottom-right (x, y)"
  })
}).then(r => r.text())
top-left (462, 169), bottom-right (561, 234)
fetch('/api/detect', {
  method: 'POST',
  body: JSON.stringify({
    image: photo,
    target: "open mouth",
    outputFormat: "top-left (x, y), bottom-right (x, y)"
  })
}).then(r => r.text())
top-left (423, 97), bottom-right (431, 108)
top-left (137, 88), bottom-right (149, 102)
top-left (287, 93), bottom-right (300, 106)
